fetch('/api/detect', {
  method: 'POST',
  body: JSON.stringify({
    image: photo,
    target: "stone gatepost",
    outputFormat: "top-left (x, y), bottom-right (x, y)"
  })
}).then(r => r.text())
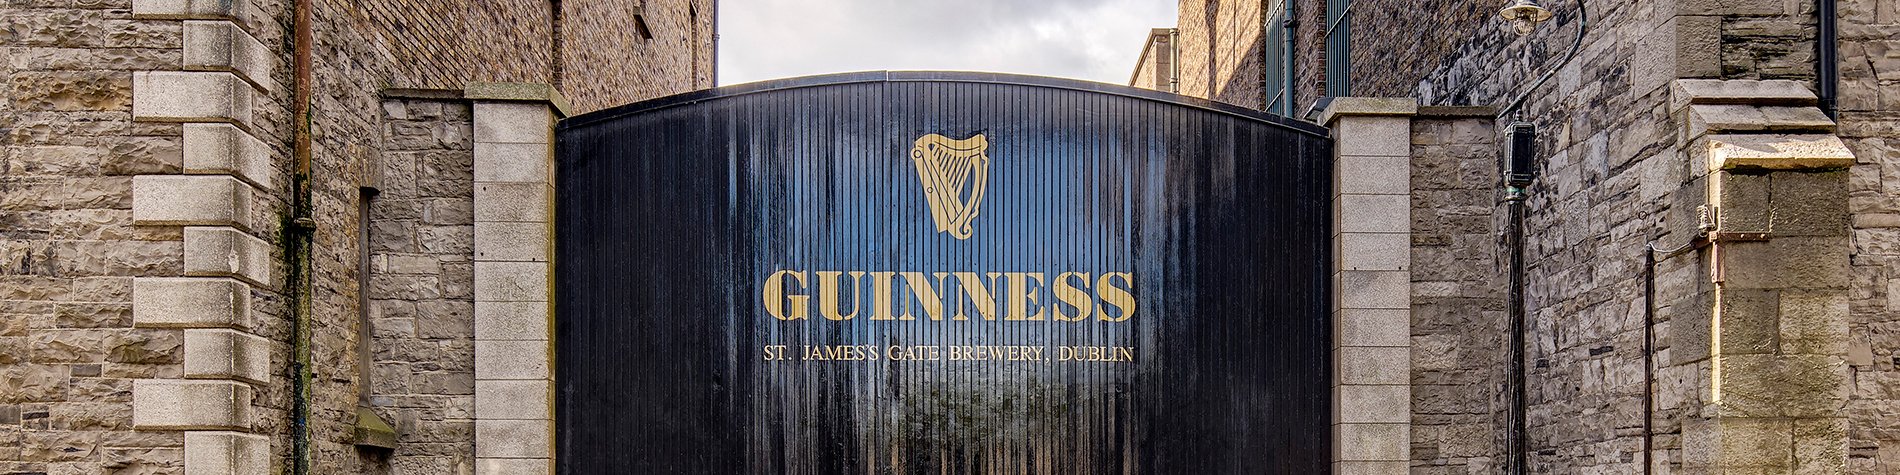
top-left (1320, 98), bottom-right (1417, 474)
top-left (467, 83), bottom-right (566, 475)
top-left (1664, 79), bottom-right (1855, 472)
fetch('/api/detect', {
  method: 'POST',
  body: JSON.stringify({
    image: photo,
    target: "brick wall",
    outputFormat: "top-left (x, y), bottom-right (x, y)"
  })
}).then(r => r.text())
top-left (1174, 0), bottom-right (1267, 110)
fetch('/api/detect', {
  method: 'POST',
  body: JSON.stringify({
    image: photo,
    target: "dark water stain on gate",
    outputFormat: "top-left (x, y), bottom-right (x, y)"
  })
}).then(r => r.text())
top-left (555, 72), bottom-right (1333, 473)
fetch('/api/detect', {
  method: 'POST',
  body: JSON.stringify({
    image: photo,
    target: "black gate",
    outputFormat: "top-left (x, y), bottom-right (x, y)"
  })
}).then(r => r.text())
top-left (555, 72), bottom-right (1333, 473)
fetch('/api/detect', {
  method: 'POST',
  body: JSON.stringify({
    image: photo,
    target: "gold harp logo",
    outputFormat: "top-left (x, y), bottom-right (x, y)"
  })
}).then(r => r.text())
top-left (909, 133), bottom-right (990, 240)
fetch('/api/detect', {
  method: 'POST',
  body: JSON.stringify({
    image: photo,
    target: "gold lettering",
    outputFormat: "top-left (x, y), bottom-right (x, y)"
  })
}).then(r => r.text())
top-left (816, 271), bottom-right (866, 321)
top-left (1096, 272), bottom-right (1135, 322)
top-left (868, 272), bottom-right (897, 320)
top-left (1050, 271), bottom-right (1093, 321)
top-left (951, 272), bottom-right (1001, 320)
top-left (1004, 272), bottom-right (1046, 321)
top-left (762, 270), bottom-right (809, 320)
top-left (898, 272), bottom-right (949, 320)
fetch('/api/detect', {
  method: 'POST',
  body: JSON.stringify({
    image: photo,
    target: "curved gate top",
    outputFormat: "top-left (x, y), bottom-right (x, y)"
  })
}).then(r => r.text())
top-left (555, 71), bottom-right (1333, 473)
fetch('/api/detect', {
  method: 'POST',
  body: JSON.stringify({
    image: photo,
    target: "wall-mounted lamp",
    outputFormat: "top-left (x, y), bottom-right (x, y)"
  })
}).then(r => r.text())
top-left (1498, 0), bottom-right (1555, 35)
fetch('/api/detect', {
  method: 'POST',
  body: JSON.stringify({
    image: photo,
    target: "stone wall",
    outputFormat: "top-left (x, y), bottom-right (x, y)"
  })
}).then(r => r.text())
top-left (1838, 0), bottom-right (1900, 469)
top-left (1128, 28), bottom-right (1176, 93)
top-left (366, 96), bottom-right (478, 473)
top-left (1335, 0), bottom-right (1885, 472)
top-left (1408, 108), bottom-right (1509, 474)
top-left (2, 1), bottom-right (295, 473)
top-left (1, 1), bottom-right (704, 473)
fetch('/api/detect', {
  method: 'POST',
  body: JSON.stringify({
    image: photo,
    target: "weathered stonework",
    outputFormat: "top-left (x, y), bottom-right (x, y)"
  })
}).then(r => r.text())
top-left (367, 96), bottom-right (478, 474)
top-left (1146, 0), bottom-right (1895, 472)
top-left (3, 0), bottom-right (706, 472)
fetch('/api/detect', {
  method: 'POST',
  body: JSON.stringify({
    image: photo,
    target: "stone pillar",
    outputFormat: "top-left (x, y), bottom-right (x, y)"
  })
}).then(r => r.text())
top-left (1320, 98), bottom-right (1417, 474)
top-left (127, 1), bottom-right (275, 473)
top-left (467, 83), bottom-right (566, 475)
top-left (1668, 79), bottom-right (1855, 472)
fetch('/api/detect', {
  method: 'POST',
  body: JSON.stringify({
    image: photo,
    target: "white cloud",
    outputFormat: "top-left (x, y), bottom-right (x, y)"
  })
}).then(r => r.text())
top-left (717, 0), bottom-right (1177, 86)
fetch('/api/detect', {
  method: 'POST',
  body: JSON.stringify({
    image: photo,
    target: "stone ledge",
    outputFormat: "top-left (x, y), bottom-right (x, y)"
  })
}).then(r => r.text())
top-left (184, 226), bottom-right (272, 287)
top-left (1318, 97), bottom-right (1417, 125)
top-left (466, 82), bottom-right (572, 118)
top-left (1701, 134), bottom-right (1855, 171)
top-left (132, 175), bottom-right (253, 229)
top-left (132, 277), bottom-right (252, 330)
top-left (184, 123), bottom-right (275, 190)
top-left (184, 431), bottom-right (270, 475)
top-left (183, 21), bottom-right (274, 93)
top-left (1686, 104), bottom-right (1834, 138)
top-left (1672, 79), bottom-right (1817, 110)
top-left (132, 379), bottom-right (253, 430)
top-left (132, 72), bottom-right (255, 129)
top-left (183, 329), bottom-right (271, 384)
top-left (135, 0), bottom-right (254, 22)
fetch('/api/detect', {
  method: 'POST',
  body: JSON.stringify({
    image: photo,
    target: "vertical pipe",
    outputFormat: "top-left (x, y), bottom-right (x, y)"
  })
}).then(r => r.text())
top-left (1817, 0), bottom-right (1837, 119)
top-left (551, 0), bottom-right (564, 90)
top-left (1506, 188), bottom-right (1527, 475)
top-left (1642, 246), bottom-right (1657, 475)
top-left (1281, 0), bottom-right (1296, 117)
top-left (1169, 29), bottom-right (1180, 93)
top-left (289, 0), bottom-right (314, 473)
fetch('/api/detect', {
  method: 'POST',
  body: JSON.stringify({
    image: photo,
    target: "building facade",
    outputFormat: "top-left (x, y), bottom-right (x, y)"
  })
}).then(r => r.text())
top-left (1, 1), bottom-right (711, 474)
top-left (1137, 0), bottom-right (1896, 473)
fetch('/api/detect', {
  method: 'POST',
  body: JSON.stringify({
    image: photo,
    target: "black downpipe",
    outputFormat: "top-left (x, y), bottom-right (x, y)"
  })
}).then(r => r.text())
top-left (1642, 247), bottom-right (1656, 475)
top-left (1282, 0), bottom-right (1296, 117)
top-left (1505, 187), bottom-right (1528, 475)
top-left (1817, 0), bottom-right (1837, 119)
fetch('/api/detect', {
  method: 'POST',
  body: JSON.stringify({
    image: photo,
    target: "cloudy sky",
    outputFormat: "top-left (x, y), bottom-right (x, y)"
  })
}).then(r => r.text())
top-left (717, 0), bottom-right (1178, 86)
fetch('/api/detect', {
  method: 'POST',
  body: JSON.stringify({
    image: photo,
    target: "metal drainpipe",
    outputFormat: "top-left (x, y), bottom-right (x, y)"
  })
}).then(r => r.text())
top-left (1505, 186), bottom-right (1528, 475)
top-left (1817, 0), bottom-right (1837, 119)
top-left (1169, 28), bottom-right (1180, 93)
top-left (1281, 0), bottom-right (1296, 117)
top-left (289, 0), bottom-right (315, 473)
